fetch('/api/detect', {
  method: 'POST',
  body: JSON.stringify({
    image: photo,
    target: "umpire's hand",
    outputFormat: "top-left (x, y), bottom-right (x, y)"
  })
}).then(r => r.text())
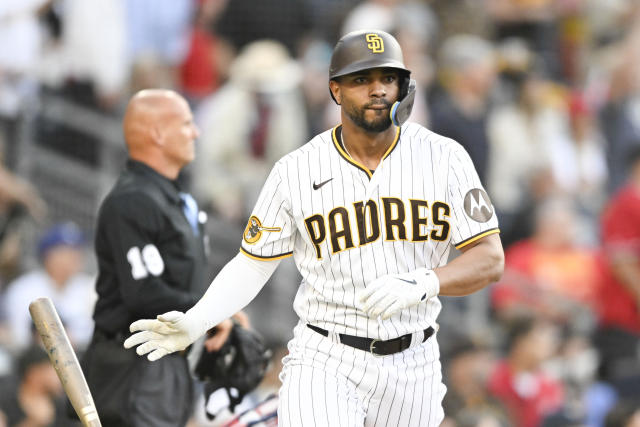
top-left (124, 311), bottom-right (201, 361)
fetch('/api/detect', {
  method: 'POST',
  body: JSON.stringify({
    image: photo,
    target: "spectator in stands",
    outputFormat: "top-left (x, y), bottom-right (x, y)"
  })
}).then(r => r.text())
top-left (441, 335), bottom-right (509, 427)
top-left (593, 145), bottom-right (640, 395)
top-left (38, 0), bottom-right (128, 111)
top-left (340, 0), bottom-right (402, 35)
top-left (214, 0), bottom-right (311, 56)
top-left (491, 196), bottom-right (600, 328)
top-left (3, 222), bottom-right (94, 352)
top-left (298, 39), bottom-right (336, 139)
top-left (599, 32), bottom-right (640, 195)
top-left (0, 0), bottom-right (48, 170)
top-left (488, 315), bottom-right (564, 427)
top-left (0, 163), bottom-right (47, 286)
top-left (0, 344), bottom-right (76, 426)
top-left (125, 0), bottom-right (194, 91)
top-left (193, 40), bottom-right (307, 223)
top-left (486, 0), bottom-right (560, 79)
top-left (429, 34), bottom-right (497, 184)
top-left (178, 0), bottom-right (234, 107)
top-left (486, 61), bottom-right (561, 246)
top-left (544, 92), bottom-right (608, 221)
top-left (605, 400), bottom-right (640, 427)
top-left (545, 328), bottom-right (615, 427)
top-left (431, 0), bottom-right (494, 43)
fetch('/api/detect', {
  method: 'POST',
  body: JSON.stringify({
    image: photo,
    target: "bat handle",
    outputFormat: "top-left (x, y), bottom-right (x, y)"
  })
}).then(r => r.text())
top-left (80, 405), bottom-right (102, 427)
top-left (28, 297), bottom-right (103, 427)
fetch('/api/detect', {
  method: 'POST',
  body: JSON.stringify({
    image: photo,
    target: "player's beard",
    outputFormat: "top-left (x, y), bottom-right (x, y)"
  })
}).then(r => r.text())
top-left (344, 101), bottom-right (392, 133)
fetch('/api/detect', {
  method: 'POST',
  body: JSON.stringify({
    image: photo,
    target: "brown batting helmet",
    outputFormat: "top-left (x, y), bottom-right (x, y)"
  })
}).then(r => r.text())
top-left (329, 30), bottom-right (416, 126)
top-left (329, 30), bottom-right (410, 80)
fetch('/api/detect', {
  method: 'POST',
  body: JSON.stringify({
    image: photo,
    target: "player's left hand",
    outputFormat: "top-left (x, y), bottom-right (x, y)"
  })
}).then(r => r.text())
top-left (358, 268), bottom-right (440, 320)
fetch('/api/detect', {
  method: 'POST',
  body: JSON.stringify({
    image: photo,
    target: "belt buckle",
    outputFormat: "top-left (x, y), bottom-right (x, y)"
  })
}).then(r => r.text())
top-left (369, 338), bottom-right (381, 356)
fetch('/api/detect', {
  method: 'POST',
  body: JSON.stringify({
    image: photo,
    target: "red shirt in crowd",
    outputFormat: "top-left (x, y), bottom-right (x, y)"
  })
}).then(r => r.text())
top-left (180, 28), bottom-right (219, 99)
top-left (488, 361), bottom-right (564, 427)
top-left (491, 240), bottom-right (600, 316)
top-left (597, 184), bottom-right (640, 334)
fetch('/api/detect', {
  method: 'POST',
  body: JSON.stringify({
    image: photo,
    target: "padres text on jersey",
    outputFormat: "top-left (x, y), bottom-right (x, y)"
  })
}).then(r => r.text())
top-left (240, 123), bottom-right (499, 340)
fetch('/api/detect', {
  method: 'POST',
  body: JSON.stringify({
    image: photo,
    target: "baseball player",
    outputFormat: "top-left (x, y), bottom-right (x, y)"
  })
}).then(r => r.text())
top-left (125, 30), bottom-right (504, 426)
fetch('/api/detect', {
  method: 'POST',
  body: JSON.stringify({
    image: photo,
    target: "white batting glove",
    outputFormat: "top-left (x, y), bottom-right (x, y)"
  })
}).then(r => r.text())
top-left (358, 268), bottom-right (440, 320)
top-left (123, 311), bottom-right (203, 361)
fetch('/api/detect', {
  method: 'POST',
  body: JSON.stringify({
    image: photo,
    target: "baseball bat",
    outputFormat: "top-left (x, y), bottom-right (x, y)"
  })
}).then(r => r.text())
top-left (29, 297), bottom-right (102, 427)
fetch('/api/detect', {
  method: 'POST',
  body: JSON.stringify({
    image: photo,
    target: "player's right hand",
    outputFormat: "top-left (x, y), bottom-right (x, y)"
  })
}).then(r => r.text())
top-left (358, 268), bottom-right (440, 320)
top-left (123, 311), bottom-right (199, 361)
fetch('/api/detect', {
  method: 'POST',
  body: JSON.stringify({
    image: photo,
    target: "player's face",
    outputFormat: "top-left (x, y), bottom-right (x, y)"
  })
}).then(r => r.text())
top-left (161, 97), bottom-right (200, 167)
top-left (333, 68), bottom-right (400, 132)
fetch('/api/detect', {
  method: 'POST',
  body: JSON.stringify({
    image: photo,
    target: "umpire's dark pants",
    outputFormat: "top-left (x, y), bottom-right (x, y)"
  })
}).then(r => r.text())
top-left (82, 330), bottom-right (193, 427)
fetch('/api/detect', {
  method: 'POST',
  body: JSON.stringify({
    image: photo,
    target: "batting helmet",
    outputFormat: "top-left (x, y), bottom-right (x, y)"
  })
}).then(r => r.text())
top-left (329, 30), bottom-right (417, 126)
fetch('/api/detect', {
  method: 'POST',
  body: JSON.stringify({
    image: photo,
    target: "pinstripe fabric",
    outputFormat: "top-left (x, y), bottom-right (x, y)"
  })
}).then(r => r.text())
top-left (278, 322), bottom-right (446, 426)
top-left (241, 123), bottom-right (499, 339)
top-left (241, 122), bottom-right (497, 425)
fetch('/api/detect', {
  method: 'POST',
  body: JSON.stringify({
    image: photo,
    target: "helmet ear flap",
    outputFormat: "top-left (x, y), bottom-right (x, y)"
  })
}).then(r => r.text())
top-left (390, 79), bottom-right (416, 126)
top-left (399, 74), bottom-right (411, 99)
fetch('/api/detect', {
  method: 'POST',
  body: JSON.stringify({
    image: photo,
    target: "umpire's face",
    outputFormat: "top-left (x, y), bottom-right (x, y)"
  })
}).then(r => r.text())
top-left (159, 96), bottom-right (200, 168)
top-left (330, 68), bottom-right (400, 133)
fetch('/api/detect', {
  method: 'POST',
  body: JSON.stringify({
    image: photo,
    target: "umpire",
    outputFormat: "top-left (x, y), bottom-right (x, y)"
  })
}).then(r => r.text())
top-left (83, 89), bottom-right (230, 426)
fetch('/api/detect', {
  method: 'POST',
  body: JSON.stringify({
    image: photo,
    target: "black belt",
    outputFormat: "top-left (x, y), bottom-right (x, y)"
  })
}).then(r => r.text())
top-left (307, 324), bottom-right (434, 356)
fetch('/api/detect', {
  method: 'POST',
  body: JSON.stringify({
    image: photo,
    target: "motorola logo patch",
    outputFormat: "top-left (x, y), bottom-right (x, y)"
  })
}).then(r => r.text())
top-left (463, 189), bottom-right (494, 223)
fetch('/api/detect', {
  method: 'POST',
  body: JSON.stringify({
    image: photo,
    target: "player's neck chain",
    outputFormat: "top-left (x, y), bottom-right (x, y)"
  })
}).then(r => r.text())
top-left (343, 142), bottom-right (354, 159)
top-left (342, 140), bottom-right (378, 173)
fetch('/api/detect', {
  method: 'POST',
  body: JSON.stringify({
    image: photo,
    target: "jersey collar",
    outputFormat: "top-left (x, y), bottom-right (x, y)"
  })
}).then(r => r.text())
top-left (127, 160), bottom-right (182, 204)
top-left (332, 125), bottom-right (401, 179)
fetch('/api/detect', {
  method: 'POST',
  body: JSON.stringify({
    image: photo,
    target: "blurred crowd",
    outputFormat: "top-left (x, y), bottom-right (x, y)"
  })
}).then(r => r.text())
top-left (1, 0), bottom-right (640, 426)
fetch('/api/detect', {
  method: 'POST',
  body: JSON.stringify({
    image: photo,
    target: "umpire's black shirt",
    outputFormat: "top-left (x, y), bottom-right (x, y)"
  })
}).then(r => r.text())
top-left (93, 160), bottom-right (208, 336)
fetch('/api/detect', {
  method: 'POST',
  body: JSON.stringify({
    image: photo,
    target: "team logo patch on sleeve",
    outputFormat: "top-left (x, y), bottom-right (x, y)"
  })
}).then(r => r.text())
top-left (243, 216), bottom-right (282, 244)
top-left (463, 189), bottom-right (494, 223)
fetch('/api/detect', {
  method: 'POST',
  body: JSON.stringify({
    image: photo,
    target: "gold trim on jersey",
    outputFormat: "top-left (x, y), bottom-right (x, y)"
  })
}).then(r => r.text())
top-left (331, 125), bottom-right (401, 179)
top-left (381, 125), bottom-right (401, 159)
top-left (332, 126), bottom-right (370, 177)
top-left (454, 228), bottom-right (500, 250)
top-left (239, 247), bottom-right (293, 261)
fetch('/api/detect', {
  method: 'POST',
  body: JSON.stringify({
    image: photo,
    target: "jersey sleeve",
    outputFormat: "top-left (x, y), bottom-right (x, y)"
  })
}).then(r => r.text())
top-left (447, 143), bottom-right (500, 249)
top-left (240, 162), bottom-right (296, 260)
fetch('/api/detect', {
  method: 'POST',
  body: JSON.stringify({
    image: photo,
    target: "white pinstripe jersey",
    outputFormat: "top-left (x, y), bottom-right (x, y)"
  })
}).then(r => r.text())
top-left (240, 122), bottom-right (499, 340)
